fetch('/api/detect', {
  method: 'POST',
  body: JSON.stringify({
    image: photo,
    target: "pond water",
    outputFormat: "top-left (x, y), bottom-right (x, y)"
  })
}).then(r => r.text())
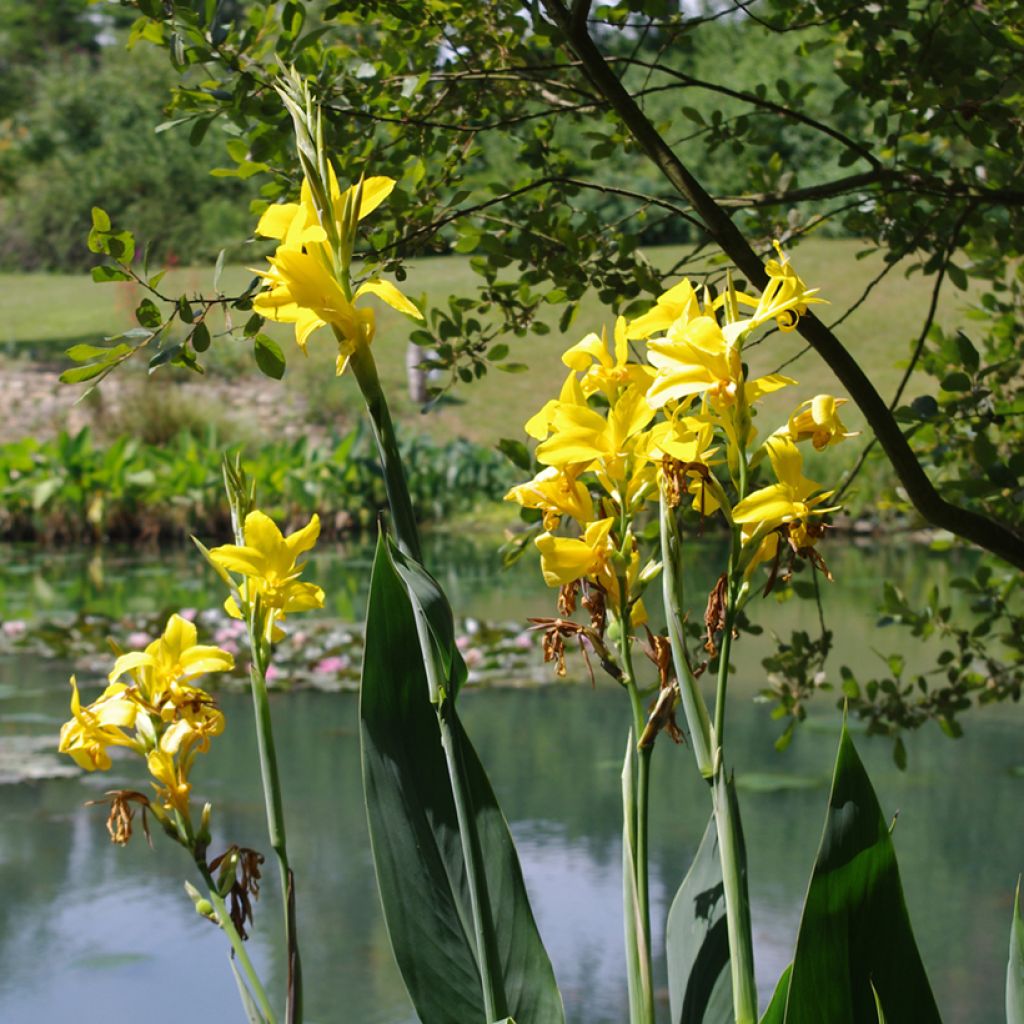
top-left (0, 535), bottom-right (1019, 1023)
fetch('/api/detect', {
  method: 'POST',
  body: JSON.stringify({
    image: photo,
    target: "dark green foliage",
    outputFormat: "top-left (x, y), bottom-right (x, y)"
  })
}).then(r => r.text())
top-left (0, 44), bottom-right (255, 270)
top-left (0, 426), bottom-right (517, 543)
top-left (359, 534), bottom-right (564, 1023)
top-left (769, 723), bottom-right (941, 1023)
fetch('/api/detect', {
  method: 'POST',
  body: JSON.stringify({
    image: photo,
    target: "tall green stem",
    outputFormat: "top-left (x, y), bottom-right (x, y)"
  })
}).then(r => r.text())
top-left (197, 859), bottom-right (278, 1024)
top-left (248, 654), bottom-right (302, 1024)
top-left (347, 339), bottom-right (422, 562)
top-left (347, 336), bottom-right (507, 1022)
top-left (659, 498), bottom-right (713, 777)
top-left (661, 492), bottom-right (757, 1022)
top-left (712, 771), bottom-right (757, 1024)
top-left (712, 527), bottom-right (757, 1023)
top-left (620, 608), bottom-right (655, 1024)
top-left (230, 480), bottom-right (302, 1024)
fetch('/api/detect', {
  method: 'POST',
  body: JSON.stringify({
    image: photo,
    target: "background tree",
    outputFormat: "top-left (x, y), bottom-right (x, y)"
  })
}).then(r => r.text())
top-left (69, 0), bottom-right (1024, 740)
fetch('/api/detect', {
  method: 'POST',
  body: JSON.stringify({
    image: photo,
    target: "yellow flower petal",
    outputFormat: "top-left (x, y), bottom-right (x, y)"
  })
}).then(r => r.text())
top-left (354, 278), bottom-right (423, 319)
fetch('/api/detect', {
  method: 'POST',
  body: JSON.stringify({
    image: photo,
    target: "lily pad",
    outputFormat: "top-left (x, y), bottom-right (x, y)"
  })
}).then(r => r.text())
top-left (0, 734), bottom-right (78, 784)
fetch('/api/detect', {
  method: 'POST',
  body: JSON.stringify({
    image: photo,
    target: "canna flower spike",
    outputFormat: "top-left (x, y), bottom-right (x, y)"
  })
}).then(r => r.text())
top-left (252, 163), bottom-right (422, 374)
top-left (207, 510), bottom-right (325, 642)
top-left (58, 615), bottom-right (234, 836)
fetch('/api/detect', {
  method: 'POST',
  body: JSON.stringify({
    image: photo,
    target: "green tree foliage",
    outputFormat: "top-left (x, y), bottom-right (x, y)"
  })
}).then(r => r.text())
top-left (71, 0), bottom-right (1024, 742)
top-left (0, 35), bottom-right (255, 269)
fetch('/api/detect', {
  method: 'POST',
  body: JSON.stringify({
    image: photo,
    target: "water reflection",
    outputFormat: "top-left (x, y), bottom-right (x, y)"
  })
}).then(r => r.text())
top-left (2, 670), bottom-right (1019, 1023)
top-left (0, 537), bottom-right (1018, 1023)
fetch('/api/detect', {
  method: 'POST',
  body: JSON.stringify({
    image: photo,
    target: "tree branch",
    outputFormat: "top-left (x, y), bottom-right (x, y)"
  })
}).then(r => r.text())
top-left (541, 0), bottom-right (1024, 570)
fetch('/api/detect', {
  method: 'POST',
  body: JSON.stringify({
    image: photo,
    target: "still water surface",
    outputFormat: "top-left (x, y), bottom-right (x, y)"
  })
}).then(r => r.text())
top-left (0, 537), bottom-right (1019, 1023)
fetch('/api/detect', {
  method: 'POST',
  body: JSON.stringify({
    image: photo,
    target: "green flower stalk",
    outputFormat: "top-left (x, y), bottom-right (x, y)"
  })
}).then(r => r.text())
top-left (57, 614), bottom-right (276, 1022)
top-left (508, 241), bottom-right (842, 1024)
top-left (203, 474), bottom-right (327, 1024)
top-left (257, 73), bottom-right (511, 1021)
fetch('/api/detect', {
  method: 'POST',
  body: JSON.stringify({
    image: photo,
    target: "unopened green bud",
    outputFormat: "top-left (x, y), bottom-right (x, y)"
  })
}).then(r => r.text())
top-left (216, 848), bottom-right (240, 897)
top-left (184, 881), bottom-right (216, 922)
top-left (194, 802), bottom-right (213, 859)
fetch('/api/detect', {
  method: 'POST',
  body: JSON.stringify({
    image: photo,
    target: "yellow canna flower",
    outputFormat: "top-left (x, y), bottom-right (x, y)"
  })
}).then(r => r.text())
top-left (626, 278), bottom-right (703, 340)
top-left (536, 384), bottom-right (655, 471)
top-left (784, 394), bottom-right (858, 450)
top-left (561, 318), bottom-right (654, 400)
top-left (646, 315), bottom-right (793, 411)
top-left (252, 168), bottom-right (422, 374)
top-left (58, 676), bottom-right (141, 771)
top-left (504, 466), bottom-right (595, 531)
top-left (208, 511), bottom-right (325, 641)
top-left (523, 370), bottom-right (587, 441)
top-left (731, 242), bottom-right (826, 332)
top-left (731, 436), bottom-right (838, 530)
top-left (109, 613), bottom-right (234, 708)
top-left (535, 517), bottom-right (619, 592)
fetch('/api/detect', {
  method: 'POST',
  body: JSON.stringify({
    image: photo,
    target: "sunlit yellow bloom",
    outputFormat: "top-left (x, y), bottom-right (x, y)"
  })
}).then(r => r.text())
top-left (148, 699), bottom-right (225, 817)
top-left (641, 414), bottom-right (716, 465)
top-left (784, 394), bottom-right (857, 450)
top-left (536, 518), bottom-right (618, 592)
top-left (109, 613), bottom-right (234, 707)
top-left (733, 242), bottom-right (825, 332)
top-left (524, 370), bottom-right (586, 441)
top-left (252, 169), bottom-right (422, 373)
top-left (146, 746), bottom-right (193, 817)
top-left (535, 519), bottom-right (646, 622)
top-left (644, 416), bottom-right (724, 516)
top-left (504, 466), bottom-right (595, 530)
top-left (561, 318), bottom-right (654, 399)
top-left (536, 385), bottom-right (655, 470)
top-left (732, 437), bottom-right (838, 530)
top-left (208, 511), bottom-right (325, 641)
top-left (646, 316), bottom-right (793, 410)
top-left (256, 170), bottom-right (397, 248)
top-left (58, 676), bottom-right (140, 771)
top-left (626, 278), bottom-right (703, 340)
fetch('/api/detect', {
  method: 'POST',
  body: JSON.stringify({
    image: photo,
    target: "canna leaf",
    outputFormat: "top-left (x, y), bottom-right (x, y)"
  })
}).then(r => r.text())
top-left (360, 532), bottom-right (563, 1024)
top-left (665, 814), bottom-right (732, 1024)
top-left (780, 722), bottom-right (941, 1023)
top-left (759, 966), bottom-right (791, 1024)
top-left (1008, 877), bottom-right (1024, 1024)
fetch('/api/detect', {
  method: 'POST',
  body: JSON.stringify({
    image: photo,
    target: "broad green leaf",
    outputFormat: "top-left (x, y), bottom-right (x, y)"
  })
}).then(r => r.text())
top-left (360, 534), bottom-right (563, 1024)
top-left (1008, 877), bottom-right (1024, 1024)
top-left (388, 539), bottom-right (466, 700)
top-left (759, 966), bottom-right (791, 1024)
top-left (781, 723), bottom-right (941, 1023)
top-left (665, 814), bottom-right (732, 1024)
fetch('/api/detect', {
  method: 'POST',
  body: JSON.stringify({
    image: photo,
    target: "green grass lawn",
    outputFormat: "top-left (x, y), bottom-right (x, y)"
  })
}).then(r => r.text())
top-left (1, 239), bottom-right (980, 451)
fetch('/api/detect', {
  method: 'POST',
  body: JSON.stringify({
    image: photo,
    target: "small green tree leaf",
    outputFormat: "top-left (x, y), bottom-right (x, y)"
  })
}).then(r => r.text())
top-left (191, 322), bottom-right (211, 352)
top-left (253, 334), bottom-right (285, 379)
top-left (496, 438), bottom-right (532, 472)
top-left (91, 265), bottom-right (132, 283)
